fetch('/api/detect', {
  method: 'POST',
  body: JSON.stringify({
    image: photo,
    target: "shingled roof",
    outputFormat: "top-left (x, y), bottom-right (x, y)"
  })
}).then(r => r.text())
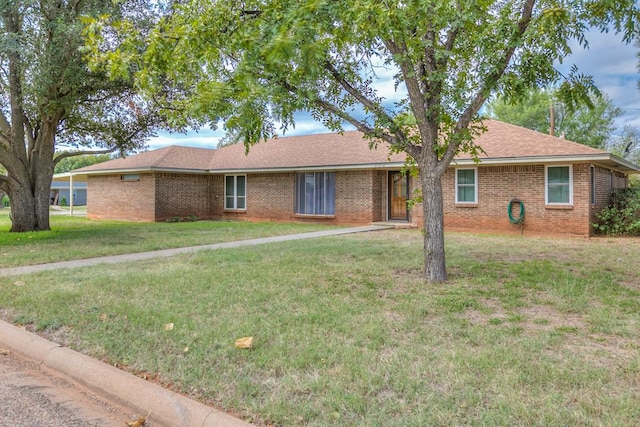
top-left (71, 120), bottom-right (639, 175)
top-left (77, 145), bottom-right (216, 173)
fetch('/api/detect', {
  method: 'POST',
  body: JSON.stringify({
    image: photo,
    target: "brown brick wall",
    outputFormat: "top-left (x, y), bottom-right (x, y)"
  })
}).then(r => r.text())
top-left (372, 170), bottom-right (386, 222)
top-left (408, 174), bottom-right (423, 225)
top-left (335, 170), bottom-right (383, 224)
top-left (220, 173), bottom-right (296, 222)
top-left (155, 173), bottom-right (214, 221)
top-left (86, 164), bottom-right (628, 236)
top-left (437, 163), bottom-right (604, 236)
top-left (87, 174), bottom-right (156, 222)
top-left (212, 170), bottom-right (384, 225)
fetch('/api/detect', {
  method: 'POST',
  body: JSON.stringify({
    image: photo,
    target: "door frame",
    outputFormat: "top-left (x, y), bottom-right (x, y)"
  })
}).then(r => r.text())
top-left (387, 171), bottom-right (409, 221)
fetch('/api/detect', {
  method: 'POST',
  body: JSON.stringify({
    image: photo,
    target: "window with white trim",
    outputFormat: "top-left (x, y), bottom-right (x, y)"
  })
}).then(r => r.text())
top-left (225, 175), bottom-right (246, 210)
top-left (295, 172), bottom-right (335, 215)
top-left (546, 165), bottom-right (572, 205)
top-left (455, 168), bottom-right (477, 203)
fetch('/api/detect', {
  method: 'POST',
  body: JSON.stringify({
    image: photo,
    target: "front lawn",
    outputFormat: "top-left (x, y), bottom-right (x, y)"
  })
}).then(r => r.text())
top-left (0, 210), bottom-right (336, 267)
top-left (0, 228), bottom-right (638, 426)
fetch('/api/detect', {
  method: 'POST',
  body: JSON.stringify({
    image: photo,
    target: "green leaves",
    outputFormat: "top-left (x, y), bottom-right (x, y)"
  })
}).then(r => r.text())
top-left (487, 84), bottom-right (622, 149)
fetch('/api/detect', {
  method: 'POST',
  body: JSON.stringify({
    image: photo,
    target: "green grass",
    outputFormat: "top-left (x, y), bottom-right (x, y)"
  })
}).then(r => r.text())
top-left (0, 209), bottom-right (336, 267)
top-left (0, 225), bottom-right (639, 426)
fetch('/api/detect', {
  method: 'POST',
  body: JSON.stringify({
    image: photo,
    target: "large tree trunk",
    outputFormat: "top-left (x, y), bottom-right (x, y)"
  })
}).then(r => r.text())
top-left (7, 169), bottom-right (52, 232)
top-left (421, 172), bottom-right (447, 282)
top-left (5, 127), bottom-right (55, 232)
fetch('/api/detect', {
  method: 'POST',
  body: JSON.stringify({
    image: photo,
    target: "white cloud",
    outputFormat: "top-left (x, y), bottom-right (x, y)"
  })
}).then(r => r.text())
top-left (147, 128), bottom-right (223, 150)
top-left (559, 30), bottom-right (639, 128)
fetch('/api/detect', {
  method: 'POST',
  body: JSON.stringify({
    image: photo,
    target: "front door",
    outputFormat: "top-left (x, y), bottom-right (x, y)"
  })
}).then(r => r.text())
top-left (388, 171), bottom-right (409, 221)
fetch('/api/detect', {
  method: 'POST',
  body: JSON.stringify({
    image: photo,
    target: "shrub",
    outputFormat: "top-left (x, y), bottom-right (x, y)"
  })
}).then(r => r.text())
top-left (60, 197), bottom-right (67, 206)
top-left (1, 195), bottom-right (8, 207)
top-left (166, 214), bottom-right (200, 223)
top-left (593, 188), bottom-right (640, 236)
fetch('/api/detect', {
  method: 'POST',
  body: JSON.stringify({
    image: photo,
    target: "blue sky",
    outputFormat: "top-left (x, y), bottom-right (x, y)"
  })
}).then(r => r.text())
top-left (147, 30), bottom-right (639, 150)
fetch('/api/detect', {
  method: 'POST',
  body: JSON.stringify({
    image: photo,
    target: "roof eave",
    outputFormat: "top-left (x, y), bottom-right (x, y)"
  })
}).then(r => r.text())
top-left (207, 162), bottom-right (407, 174)
top-left (67, 166), bottom-right (209, 177)
top-left (452, 154), bottom-right (640, 173)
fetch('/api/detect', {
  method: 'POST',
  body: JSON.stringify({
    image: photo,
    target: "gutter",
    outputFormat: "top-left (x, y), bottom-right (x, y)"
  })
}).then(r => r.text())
top-left (452, 153), bottom-right (640, 173)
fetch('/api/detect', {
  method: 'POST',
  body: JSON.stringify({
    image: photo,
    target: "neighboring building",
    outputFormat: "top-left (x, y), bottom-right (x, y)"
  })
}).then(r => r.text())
top-left (67, 120), bottom-right (639, 236)
top-left (50, 181), bottom-right (87, 206)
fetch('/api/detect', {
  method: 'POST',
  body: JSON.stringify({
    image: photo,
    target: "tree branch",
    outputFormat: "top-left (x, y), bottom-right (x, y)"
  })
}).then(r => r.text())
top-left (441, 0), bottom-right (536, 168)
top-left (441, 1), bottom-right (463, 65)
top-left (278, 79), bottom-right (420, 159)
top-left (23, 113), bottom-right (36, 152)
top-left (0, 111), bottom-right (10, 138)
top-left (322, 60), bottom-right (410, 145)
top-left (382, 38), bottom-right (429, 136)
top-left (0, 133), bottom-right (10, 149)
top-left (53, 147), bottom-right (117, 165)
top-left (3, 6), bottom-right (28, 165)
top-left (0, 174), bottom-right (9, 194)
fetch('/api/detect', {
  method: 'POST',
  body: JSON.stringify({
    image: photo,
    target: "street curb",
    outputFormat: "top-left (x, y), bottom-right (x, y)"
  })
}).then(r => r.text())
top-left (0, 320), bottom-right (252, 427)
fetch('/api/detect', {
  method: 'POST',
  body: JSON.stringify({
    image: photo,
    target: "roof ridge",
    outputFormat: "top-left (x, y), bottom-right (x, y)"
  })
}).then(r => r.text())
top-left (485, 119), bottom-right (605, 153)
top-left (151, 145), bottom-right (179, 167)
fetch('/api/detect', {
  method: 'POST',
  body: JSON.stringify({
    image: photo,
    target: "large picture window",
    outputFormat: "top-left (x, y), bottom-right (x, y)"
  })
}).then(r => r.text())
top-left (225, 175), bottom-right (246, 210)
top-left (546, 166), bottom-right (572, 205)
top-left (295, 172), bottom-right (335, 215)
top-left (455, 168), bottom-right (477, 203)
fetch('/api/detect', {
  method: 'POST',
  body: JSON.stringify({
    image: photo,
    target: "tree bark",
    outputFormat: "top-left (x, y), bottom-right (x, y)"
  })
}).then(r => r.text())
top-left (421, 171), bottom-right (447, 282)
top-left (8, 185), bottom-right (37, 232)
top-left (4, 126), bottom-right (56, 232)
top-left (6, 162), bottom-right (52, 232)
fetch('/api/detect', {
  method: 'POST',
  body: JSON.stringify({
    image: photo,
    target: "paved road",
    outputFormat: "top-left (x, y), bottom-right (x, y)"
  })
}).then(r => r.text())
top-left (0, 349), bottom-right (154, 427)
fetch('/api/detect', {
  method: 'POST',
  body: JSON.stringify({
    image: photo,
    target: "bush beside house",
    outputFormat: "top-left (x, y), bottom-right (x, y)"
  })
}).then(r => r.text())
top-left (593, 188), bottom-right (640, 235)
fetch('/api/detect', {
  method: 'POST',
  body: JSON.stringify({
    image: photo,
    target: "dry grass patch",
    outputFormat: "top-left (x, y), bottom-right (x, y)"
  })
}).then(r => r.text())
top-left (0, 229), bottom-right (638, 426)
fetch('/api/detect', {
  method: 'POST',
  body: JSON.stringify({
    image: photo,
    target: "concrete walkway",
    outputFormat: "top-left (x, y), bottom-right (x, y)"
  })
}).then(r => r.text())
top-left (0, 225), bottom-right (390, 277)
top-left (0, 225), bottom-right (391, 426)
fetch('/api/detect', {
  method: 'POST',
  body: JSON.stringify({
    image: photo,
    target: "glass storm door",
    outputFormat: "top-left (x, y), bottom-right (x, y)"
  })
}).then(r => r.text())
top-left (389, 171), bottom-right (408, 220)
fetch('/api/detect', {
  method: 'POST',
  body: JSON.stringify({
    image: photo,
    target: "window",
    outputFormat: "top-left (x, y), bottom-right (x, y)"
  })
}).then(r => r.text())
top-left (295, 172), bottom-right (335, 215)
top-left (546, 166), bottom-right (572, 205)
top-left (590, 166), bottom-right (595, 205)
top-left (610, 170), bottom-right (614, 192)
top-left (455, 168), bottom-right (477, 203)
top-left (121, 173), bottom-right (140, 181)
top-left (225, 175), bottom-right (246, 210)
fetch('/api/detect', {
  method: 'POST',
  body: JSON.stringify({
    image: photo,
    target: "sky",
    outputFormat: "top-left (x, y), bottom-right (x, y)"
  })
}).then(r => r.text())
top-left (147, 30), bottom-right (639, 151)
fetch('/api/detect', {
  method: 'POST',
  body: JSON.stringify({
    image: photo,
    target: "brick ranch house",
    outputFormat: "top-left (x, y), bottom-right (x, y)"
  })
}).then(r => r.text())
top-left (63, 120), bottom-right (639, 236)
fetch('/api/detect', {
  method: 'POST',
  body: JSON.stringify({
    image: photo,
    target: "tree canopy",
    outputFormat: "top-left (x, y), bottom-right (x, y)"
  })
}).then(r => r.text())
top-left (0, 0), bottom-right (165, 232)
top-left (88, 0), bottom-right (640, 282)
top-left (486, 87), bottom-right (622, 148)
top-left (53, 153), bottom-right (114, 174)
